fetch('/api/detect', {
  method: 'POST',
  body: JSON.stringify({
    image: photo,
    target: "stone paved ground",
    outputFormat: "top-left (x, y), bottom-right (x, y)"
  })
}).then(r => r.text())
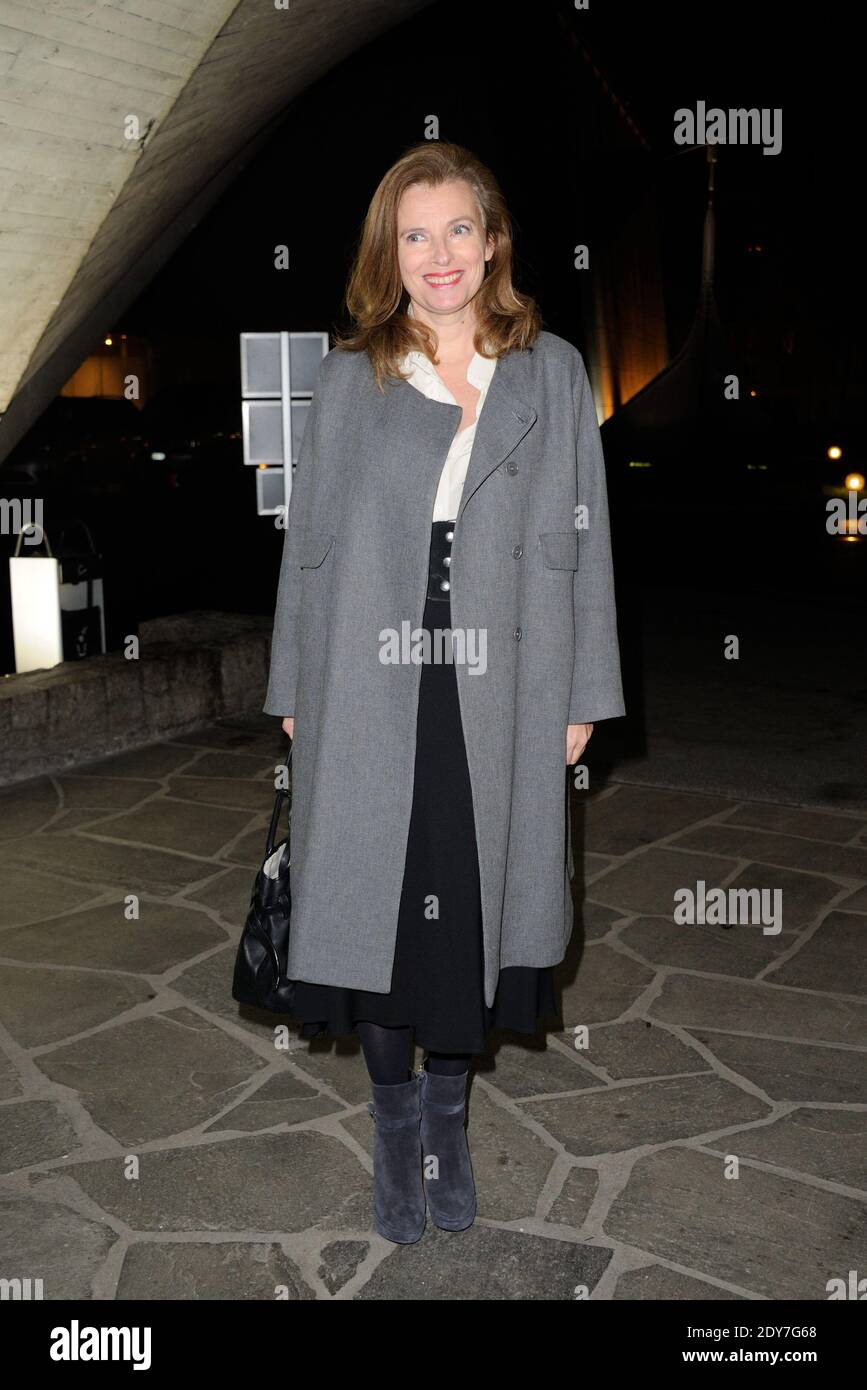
top-left (0, 713), bottom-right (865, 1300)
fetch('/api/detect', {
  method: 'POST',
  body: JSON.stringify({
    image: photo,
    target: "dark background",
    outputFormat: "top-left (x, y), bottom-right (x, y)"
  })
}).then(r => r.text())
top-left (2, 0), bottom-right (862, 676)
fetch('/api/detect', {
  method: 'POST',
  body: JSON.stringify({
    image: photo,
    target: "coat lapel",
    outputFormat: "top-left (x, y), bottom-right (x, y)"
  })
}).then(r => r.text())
top-left (456, 348), bottom-right (537, 522)
top-left (392, 344), bottom-right (537, 523)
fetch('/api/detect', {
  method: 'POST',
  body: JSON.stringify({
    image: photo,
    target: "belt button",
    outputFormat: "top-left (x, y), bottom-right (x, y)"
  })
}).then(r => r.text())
top-left (505, 461), bottom-right (518, 475)
top-left (514, 625), bottom-right (523, 641)
top-left (512, 544), bottom-right (523, 559)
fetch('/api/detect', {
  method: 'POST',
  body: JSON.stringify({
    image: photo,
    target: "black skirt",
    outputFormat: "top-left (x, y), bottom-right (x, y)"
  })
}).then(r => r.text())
top-left (289, 529), bottom-right (558, 1054)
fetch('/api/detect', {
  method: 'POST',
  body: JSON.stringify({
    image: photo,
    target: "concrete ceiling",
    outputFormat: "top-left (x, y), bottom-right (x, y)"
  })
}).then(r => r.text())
top-left (0, 0), bottom-right (433, 459)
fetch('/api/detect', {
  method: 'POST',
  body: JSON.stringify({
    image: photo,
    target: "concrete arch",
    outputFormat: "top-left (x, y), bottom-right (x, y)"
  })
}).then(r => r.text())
top-left (0, 0), bottom-right (432, 459)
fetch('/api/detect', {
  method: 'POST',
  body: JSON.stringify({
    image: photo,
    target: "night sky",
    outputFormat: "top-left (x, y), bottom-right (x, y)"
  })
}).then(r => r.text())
top-left (120, 0), bottom-right (861, 435)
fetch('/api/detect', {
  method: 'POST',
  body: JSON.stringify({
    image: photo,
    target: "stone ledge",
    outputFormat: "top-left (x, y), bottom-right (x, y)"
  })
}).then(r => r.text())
top-left (0, 611), bottom-right (273, 785)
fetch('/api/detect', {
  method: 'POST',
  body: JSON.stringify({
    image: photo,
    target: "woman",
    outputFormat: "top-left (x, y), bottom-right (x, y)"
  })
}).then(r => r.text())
top-left (262, 141), bottom-right (625, 1244)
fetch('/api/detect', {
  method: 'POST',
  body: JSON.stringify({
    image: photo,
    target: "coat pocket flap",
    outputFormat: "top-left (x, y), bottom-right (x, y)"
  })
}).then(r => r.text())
top-left (299, 531), bottom-right (335, 568)
top-left (539, 531), bottom-right (579, 569)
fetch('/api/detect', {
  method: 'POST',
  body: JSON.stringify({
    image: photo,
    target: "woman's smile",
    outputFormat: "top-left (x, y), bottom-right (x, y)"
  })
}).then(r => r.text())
top-left (423, 270), bottom-right (464, 287)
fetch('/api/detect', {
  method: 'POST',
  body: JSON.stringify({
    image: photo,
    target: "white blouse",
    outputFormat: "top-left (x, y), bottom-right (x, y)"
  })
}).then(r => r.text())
top-left (400, 302), bottom-right (498, 522)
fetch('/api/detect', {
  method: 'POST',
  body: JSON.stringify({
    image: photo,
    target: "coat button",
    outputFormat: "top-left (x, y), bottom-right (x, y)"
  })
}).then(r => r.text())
top-left (512, 544), bottom-right (523, 558)
top-left (505, 461), bottom-right (518, 475)
top-left (443, 555), bottom-right (451, 566)
top-left (445, 530), bottom-right (454, 541)
top-left (440, 580), bottom-right (450, 592)
top-left (514, 625), bottom-right (522, 640)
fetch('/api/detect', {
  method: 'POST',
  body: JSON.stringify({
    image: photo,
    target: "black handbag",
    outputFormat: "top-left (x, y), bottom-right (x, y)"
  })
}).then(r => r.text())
top-left (231, 747), bottom-right (297, 1013)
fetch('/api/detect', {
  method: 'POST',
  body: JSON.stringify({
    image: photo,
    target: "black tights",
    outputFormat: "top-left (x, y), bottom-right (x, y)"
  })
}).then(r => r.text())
top-left (357, 1021), bottom-right (470, 1085)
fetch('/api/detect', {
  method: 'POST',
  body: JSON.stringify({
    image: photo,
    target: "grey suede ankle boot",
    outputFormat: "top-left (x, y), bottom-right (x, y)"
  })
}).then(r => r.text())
top-left (419, 1067), bottom-right (476, 1231)
top-left (367, 1072), bottom-right (426, 1243)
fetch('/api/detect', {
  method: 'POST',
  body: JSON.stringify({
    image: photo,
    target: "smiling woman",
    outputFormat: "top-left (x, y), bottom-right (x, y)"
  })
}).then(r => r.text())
top-left (335, 140), bottom-right (541, 385)
top-left (261, 139), bottom-right (625, 1247)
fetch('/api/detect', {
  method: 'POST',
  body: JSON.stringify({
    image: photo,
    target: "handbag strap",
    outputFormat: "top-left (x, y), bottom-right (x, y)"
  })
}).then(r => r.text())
top-left (265, 745), bottom-right (293, 856)
top-left (13, 523), bottom-right (52, 557)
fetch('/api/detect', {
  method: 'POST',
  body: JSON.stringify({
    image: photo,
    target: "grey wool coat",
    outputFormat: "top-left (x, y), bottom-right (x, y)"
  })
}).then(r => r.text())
top-left (263, 330), bottom-right (626, 1007)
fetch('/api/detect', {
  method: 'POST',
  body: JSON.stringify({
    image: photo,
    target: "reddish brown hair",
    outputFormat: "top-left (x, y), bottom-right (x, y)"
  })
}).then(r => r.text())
top-left (334, 141), bottom-right (542, 390)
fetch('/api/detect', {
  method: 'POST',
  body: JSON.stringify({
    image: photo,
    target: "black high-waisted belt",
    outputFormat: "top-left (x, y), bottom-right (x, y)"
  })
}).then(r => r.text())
top-left (427, 519), bottom-right (456, 603)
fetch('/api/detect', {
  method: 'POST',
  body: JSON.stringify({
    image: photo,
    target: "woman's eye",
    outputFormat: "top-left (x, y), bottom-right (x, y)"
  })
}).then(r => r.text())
top-left (405, 225), bottom-right (471, 242)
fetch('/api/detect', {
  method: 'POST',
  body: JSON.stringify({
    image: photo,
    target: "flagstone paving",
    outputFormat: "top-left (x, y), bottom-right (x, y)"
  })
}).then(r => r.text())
top-left (0, 712), bottom-right (865, 1301)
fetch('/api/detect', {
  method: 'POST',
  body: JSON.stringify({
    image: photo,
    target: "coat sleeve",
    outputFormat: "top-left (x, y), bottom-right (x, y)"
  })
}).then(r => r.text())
top-left (261, 371), bottom-right (324, 718)
top-left (567, 351), bottom-right (626, 725)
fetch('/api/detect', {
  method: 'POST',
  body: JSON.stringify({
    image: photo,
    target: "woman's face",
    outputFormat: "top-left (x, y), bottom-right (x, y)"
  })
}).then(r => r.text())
top-left (396, 179), bottom-right (494, 322)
